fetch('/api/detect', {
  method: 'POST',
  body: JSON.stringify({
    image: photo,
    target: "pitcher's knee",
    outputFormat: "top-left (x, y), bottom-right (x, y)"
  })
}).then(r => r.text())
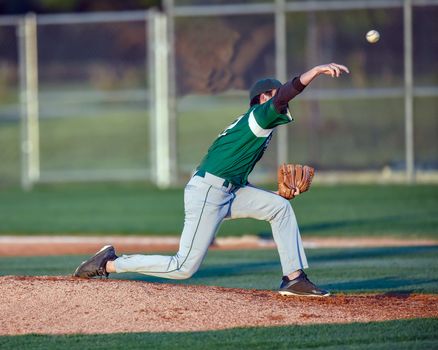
top-left (172, 261), bottom-right (199, 280)
top-left (275, 195), bottom-right (292, 211)
top-left (271, 196), bottom-right (293, 220)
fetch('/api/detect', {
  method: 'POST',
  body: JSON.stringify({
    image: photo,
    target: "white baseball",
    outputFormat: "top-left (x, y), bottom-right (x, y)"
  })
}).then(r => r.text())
top-left (366, 30), bottom-right (380, 44)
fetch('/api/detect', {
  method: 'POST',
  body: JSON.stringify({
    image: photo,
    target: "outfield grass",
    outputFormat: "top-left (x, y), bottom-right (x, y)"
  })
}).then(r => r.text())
top-left (0, 319), bottom-right (436, 350)
top-left (1, 247), bottom-right (437, 293)
top-left (39, 111), bottom-right (150, 171)
top-left (0, 183), bottom-right (437, 237)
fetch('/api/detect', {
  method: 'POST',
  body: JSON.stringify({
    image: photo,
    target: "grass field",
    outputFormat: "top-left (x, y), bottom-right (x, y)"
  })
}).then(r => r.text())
top-left (1, 319), bottom-right (436, 350)
top-left (0, 183), bottom-right (437, 237)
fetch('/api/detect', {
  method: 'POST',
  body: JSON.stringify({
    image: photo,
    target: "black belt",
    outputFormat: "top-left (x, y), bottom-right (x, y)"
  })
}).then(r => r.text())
top-left (194, 169), bottom-right (231, 188)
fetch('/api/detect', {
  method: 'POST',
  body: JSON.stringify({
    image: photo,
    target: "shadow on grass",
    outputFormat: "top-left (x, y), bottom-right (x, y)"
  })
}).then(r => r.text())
top-left (299, 212), bottom-right (438, 233)
top-left (0, 319), bottom-right (436, 350)
top-left (310, 245), bottom-right (438, 263)
top-left (3, 245), bottom-right (435, 294)
top-left (112, 246), bottom-right (438, 293)
top-left (301, 217), bottom-right (396, 232)
top-left (325, 277), bottom-right (438, 292)
top-left (192, 246), bottom-right (438, 279)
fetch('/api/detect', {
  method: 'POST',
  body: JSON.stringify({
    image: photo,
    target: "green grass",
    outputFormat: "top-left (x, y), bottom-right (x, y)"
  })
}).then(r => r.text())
top-left (39, 112), bottom-right (150, 171)
top-left (0, 319), bottom-right (436, 350)
top-left (0, 119), bottom-right (20, 184)
top-left (0, 183), bottom-right (437, 237)
top-left (1, 247), bottom-right (437, 293)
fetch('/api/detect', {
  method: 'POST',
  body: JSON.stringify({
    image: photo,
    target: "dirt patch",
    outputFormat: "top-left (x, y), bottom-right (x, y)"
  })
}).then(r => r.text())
top-left (0, 276), bottom-right (437, 335)
top-left (0, 235), bottom-right (436, 256)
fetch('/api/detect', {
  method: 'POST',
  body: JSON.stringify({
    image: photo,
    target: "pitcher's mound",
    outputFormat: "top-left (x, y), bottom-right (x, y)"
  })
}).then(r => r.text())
top-left (1, 276), bottom-right (437, 335)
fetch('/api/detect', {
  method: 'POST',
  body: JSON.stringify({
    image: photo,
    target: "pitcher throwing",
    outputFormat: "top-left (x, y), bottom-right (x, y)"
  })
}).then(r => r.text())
top-left (74, 63), bottom-right (349, 297)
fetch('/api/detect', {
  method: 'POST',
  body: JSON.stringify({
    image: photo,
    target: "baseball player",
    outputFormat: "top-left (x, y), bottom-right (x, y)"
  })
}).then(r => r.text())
top-left (74, 62), bottom-right (349, 297)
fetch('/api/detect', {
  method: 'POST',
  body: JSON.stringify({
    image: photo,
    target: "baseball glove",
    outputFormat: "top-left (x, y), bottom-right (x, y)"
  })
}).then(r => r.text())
top-left (277, 163), bottom-right (315, 200)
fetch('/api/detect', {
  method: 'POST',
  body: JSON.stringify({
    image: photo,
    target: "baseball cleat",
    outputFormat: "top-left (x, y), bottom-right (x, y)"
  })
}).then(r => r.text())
top-left (73, 245), bottom-right (118, 278)
top-left (279, 270), bottom-right (330, 297)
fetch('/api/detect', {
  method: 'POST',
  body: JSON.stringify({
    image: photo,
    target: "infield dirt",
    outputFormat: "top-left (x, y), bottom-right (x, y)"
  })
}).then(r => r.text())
top-left (0, 276), bottom-right (437, 335)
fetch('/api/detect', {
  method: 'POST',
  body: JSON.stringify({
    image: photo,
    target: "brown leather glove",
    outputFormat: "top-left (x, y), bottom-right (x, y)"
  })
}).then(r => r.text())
top-left (277, 163), bottom-right (315, 200)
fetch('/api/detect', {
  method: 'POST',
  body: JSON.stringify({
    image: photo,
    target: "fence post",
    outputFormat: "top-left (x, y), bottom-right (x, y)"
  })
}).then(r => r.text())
top-left (18, 13), bottom-right (40, 190)
top-left (404, 0), bottom-right (415, 183)
top-left (163, 0), bottom-right (178, 185)
top-left (275, 0), bottom-right (288, 164)
top-left (149, 11), bottom-right (171, 188)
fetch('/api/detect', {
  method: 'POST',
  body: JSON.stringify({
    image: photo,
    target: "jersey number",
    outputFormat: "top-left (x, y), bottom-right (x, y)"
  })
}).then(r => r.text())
top-left (218, 115), bottom-right (244, 137)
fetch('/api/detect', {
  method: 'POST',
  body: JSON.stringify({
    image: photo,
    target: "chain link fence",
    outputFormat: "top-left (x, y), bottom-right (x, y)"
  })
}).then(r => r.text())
top-left (174, 13), bottom-right (279, 180)
top-left (37, 16), bottom-right (150, 182)
top-left (0, 22), bottom-right (20, 187)
top-left (284, 5), bottom-right (438, 174)
top-left (0, 12), bottom-right (152, 188)
top-left (0, 0), bottom-right (437, 188)
top-left (169, 0), bottom-right (438, 183)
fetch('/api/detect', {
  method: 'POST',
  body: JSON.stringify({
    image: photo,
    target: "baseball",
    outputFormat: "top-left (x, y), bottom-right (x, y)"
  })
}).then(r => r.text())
top-left (366, 30), bottom-right (380, 43)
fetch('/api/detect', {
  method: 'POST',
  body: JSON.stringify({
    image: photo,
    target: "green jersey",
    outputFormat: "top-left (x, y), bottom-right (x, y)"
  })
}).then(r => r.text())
top-left (197, 99), bottom-right (293, 187)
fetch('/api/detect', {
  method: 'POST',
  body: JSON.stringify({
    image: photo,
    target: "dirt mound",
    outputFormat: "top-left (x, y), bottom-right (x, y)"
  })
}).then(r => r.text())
top-left (1, 276), bottom-right (437, 335)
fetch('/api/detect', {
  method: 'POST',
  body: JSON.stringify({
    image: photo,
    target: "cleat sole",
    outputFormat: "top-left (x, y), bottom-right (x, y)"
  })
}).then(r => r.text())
top-left (279, 291), bottom-right (330, 297)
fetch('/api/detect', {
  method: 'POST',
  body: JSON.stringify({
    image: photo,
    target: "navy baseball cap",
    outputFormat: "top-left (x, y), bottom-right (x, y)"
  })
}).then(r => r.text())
top-left (249, 78), bottom-right (282, 101)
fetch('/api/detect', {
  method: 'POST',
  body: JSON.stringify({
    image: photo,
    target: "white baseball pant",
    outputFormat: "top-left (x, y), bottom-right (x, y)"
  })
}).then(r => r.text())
top-left (114, 172), bottom-right (308, 278)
